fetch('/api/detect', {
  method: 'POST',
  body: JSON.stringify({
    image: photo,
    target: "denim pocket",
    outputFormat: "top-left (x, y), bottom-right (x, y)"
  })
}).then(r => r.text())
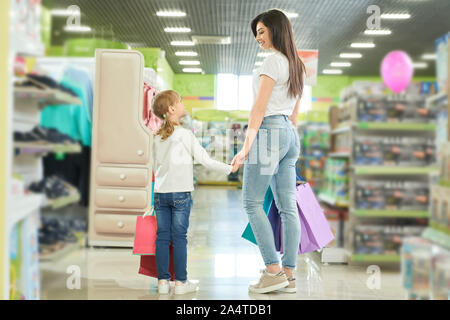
top-left (173, 192), bottom-right (191, 208)
top-left (260, 127), bottom-right (287, 154)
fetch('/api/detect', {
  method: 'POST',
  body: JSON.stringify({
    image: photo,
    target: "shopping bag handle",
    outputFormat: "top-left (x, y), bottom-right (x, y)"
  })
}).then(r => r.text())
top-left (296, 175), bottom-right (307, 185)
top-left (143, 206), bottom-right (155, 217)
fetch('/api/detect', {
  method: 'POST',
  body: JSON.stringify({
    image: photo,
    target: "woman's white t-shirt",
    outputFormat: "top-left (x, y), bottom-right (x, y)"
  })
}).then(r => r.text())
top-left (252, 50), bottom-right (300, 117)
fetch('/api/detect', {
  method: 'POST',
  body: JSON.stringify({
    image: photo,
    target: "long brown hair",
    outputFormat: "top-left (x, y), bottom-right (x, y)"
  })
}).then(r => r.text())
top-left (152, 90), bottom-right (180, 140)
top-left (251, 9), bottom-right (306, 98)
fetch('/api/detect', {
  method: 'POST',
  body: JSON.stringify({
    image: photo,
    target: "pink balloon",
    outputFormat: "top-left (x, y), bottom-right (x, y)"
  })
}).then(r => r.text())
top-left (381, 51), bottom-right (414, 93)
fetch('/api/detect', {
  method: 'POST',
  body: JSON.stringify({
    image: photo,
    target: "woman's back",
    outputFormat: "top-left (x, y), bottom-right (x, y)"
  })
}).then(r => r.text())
top-left (252, 51), bottom-right (299, 117)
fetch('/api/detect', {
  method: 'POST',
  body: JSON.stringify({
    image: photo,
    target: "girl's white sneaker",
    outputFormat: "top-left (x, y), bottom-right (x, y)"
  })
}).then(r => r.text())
top-left (158, 280), bottom-right (170, 294)
top-left (174, 280), bottom-right (199, 295)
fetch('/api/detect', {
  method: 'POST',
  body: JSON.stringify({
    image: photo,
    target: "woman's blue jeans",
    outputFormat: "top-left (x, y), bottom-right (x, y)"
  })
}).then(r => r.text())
top-left (242, 115), bottom-right (301, 269)
top-left (154, 191), bottom-right (192, 282)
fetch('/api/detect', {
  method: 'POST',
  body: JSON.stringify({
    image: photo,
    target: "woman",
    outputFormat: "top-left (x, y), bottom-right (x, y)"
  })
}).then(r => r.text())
top-left (231, 9), bottom-right (306, 294)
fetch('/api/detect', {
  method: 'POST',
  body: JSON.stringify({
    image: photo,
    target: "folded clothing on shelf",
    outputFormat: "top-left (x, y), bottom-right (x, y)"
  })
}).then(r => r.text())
top-left (14, 125), bottom-right (77, 145)
top-left (26, 74), bottom-right (78, 97)
top-left (354, 225), bottom-right (425, 255)
top-left (355, 180), bottom-right (429, 210)
top-left (28, 175), bottom-right (76, 199)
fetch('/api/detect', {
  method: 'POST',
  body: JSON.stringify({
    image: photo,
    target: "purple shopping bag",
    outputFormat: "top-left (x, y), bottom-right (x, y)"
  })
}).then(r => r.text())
top-left (271, 182), bottom-right (334, 254)
top-left (295, 183), bottom-right (334, 253)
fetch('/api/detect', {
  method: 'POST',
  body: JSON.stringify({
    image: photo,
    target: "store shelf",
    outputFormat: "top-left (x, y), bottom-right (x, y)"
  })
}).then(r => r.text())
top-left (331, 126), bottom-right (351, 135)
top-left (14, 86), bottom-right (52, 100)
top-left (14, 142), bottom-right (82, 154)
top-left (197, 181), bottom-right (242, 187)
top-left (356, 122), bottom-right (436, 131)
top-left (39, 242), bottom-right (81, 262)
top-left (7, 194), bottom-right (43, 231)
top-left (42, 192), bottom-right (81, 210)
top-left (14, 86), bottom-right (81, 106)
top-left (350, 254), bottom-right (401, 263)
top-left (429, 221), bottom-right (450, 235)
top-left (439, 179), bottom-right (450, 188)
top-left (318, 193), bottom-right (349, 208)
top-left (319, 247), bottom-right (350, 264)
top-left (421, 227), bottom-right (450, 250)
top-left (354, 209), bottom-right (429, 218)
top-left (353, 166), bottom-right (438, 175)
top-left (425, 91), bottom-right (447, 106)
top-left (328, 152), bottom-right (351, 158)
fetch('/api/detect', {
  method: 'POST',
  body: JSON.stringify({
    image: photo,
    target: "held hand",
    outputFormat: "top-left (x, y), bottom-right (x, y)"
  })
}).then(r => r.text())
top-left (231, 150), bottom-right (247, 171)
top-left (230, 162), bottom-right (240, 173)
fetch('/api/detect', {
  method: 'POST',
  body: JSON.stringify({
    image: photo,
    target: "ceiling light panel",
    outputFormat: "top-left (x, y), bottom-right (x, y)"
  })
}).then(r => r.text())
top-left (175, 51), bottom-right (198, 57)
top-left (171, 41), bottom-right (195, 46)
top-left (323, 69), bottom-right (343, 74)
top-left (364, 29), bottom-right (392, 35)
top-left (351, 42), bottom-right (375, 48)
top-left (157, 11), bottom-right (186, 17)
top-left (164, 27), bottom-right (191, 33)
top-left (179, 60), bottom-right (201, 65)
top-left (340, 53), bottom-right (363, 59)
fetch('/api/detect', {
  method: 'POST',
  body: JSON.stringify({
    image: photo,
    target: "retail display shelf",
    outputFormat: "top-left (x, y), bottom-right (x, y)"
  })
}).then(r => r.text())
top-left (350, 254), bottom-right (401, 263)
top-left (14, 86), bottom-right (81, 106)
top-left (318, 193), bottom-right (349, 208)
top-left (356, 122), bottom-right (436, 131)
top-left (425, 91), bottom-right (447, 106)
top-left (14, 142), bottom-right (82, 154)
top-left (353, 166), bottom-right (439, 175)
top-left (7, 194), bottom-right (43, 231)
top-left (42, 192), bottom-right (81, 210)
top-left (44, 90), bottom-right (82, 106)
top-left (328, 151), bottom-right (351, 158)
top-left (429, 222), bottom-right (450, 235)
top-left (421, 227), bottom-right (450, 250)
top-left (39, 242), bottom-right (81, 262)
top-left (14, 86), bottom-right (52, 100)
top-left (331, 126), bottom-right (351, 135)
top-left (319, 247), bottom-right (350, 264)
top-left (197, 181), bottom-right (242, 187)
top-left (354, 209), bottom-right (429, 218)
top-left (438, 179), bottom-right (450, 188)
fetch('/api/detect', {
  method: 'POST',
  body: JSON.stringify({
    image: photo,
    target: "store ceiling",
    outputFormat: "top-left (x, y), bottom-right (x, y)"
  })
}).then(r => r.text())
top-left (45, 0), bottom-right (450, 76)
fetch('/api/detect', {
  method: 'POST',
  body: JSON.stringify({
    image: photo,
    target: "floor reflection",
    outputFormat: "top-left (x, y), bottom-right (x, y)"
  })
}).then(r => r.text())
top-left (40, 187), bottom-right (406, 300)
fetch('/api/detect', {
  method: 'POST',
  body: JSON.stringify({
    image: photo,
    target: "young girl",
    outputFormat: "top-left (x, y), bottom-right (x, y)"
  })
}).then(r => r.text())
top-left (152, 90), bottom-right (236, 295)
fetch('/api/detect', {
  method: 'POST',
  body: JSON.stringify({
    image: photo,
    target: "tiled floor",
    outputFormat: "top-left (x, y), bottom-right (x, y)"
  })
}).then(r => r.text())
top-left (40, 187), bottom-right (407, 300)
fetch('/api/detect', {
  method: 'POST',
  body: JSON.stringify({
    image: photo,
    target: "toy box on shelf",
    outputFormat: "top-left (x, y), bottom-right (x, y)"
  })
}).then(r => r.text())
top-left (333, 82), bottom-right (438, 265)
top-left (312, 109), bottom-right (350, 264)
top-left (297, 111), bottom-right (330, 194)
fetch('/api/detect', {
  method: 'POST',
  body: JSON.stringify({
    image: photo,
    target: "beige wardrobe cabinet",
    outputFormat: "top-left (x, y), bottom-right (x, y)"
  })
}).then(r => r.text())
top-left (88, 49), bottom-right (153, 247)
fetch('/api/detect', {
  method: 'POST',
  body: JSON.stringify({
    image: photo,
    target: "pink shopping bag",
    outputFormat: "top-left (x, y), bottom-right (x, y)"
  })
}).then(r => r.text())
top-left (132, 214), bottom-right (157, 255)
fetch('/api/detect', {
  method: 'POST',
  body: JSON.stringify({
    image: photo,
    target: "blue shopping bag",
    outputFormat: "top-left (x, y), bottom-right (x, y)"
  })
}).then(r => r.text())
top-left (241, 187), bottom-right (274, 245)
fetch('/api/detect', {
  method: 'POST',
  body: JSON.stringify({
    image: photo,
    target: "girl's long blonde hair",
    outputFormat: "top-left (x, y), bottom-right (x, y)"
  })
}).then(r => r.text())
top-left (152, 90), bottom-right (180, 140)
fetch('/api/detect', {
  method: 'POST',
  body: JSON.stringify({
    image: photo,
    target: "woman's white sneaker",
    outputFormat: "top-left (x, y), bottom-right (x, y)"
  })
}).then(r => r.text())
top-left (249, 270), bottom-right (289, 294)
top-left (174, 280), bottom-right (199, 295)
